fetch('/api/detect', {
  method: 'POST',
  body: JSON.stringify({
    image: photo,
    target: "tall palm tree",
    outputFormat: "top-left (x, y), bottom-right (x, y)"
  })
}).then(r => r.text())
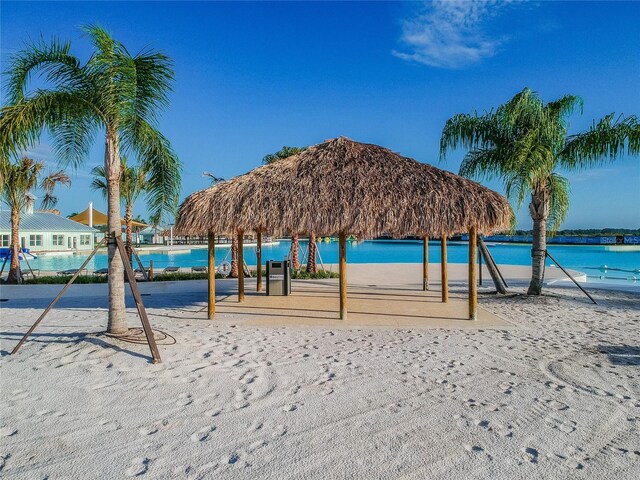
top-left (91, 157), bottom-right (148, 258)
top-left (262, 146), bottom-right (308, 270)
top-left (0, 156), bottom-right (70, 283)
top-left (440, 88), bottom-right (639, 295)
top-left (0, 26), bottom-right (181, 333)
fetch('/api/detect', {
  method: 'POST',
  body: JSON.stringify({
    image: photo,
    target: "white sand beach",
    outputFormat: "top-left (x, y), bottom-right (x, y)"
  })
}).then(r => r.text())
top-left (1, 265), bottom-right (639, 479)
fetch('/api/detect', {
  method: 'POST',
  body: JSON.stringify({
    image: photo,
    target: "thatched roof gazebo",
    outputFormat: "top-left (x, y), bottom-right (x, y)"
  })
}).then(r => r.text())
top-left (176, 137), bottom-right (512, 320)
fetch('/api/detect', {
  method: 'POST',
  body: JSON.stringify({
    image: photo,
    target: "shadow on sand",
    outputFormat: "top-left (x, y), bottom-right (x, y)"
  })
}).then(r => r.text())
top-left (598, 345), bottom-right (640, 366)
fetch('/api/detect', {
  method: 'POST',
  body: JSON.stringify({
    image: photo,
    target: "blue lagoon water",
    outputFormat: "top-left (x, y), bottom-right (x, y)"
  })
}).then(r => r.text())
top-left (28, 240), bottom-right (640, 284)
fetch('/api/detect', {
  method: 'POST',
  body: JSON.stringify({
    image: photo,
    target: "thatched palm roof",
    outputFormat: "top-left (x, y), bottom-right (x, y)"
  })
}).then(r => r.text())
top-left (175, 137), bottom-right (512, 238)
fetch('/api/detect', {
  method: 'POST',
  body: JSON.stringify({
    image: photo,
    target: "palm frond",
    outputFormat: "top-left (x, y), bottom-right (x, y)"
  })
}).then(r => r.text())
top-left (0, 90), bottom-right (99, 163)
top-left (559, 113), bottom-right (637, 170)
top-left (89, 165), bottom-right (109, 199)
top-left (5, 36), bottom-right (85, 104)
top-left (122, 118), bottom-right (182, 224)
top-left (546, 173), bottom-right (570, 234)
top-left (439, 112), bottom-right (504, 160)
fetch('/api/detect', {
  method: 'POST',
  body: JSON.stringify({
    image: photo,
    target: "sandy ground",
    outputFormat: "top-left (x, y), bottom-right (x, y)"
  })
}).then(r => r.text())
top-left (1, 268), bottom-right (639, 479)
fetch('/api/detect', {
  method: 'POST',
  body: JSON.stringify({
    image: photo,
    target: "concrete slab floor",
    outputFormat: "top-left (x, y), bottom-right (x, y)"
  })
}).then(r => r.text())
top-left (213, 283), bottom-right (512, 329)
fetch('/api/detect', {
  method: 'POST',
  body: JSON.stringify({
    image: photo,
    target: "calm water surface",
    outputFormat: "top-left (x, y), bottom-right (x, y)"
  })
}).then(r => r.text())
top-left (28, 240), bottom-right (640, 284)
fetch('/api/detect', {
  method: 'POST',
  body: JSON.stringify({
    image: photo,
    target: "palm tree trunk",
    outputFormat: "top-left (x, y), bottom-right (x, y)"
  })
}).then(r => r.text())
top-left (7, 209), bottom-right (22, 284)
top-left (306, 232), bottom-right (317, 273)
top-left (105, 131), bottom-right (127, 334)
top-left (125, 203), bottom-right (133, 263)
top-left (291, 234), bottom-right (300, 270)
top-left (230, 234), bottom-right (238, 278)
top-left (527, 189), bottom-right (549, 295)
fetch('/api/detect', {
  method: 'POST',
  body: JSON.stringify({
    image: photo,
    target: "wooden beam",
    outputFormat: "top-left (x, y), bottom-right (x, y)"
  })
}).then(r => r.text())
top-left (238, 230), bottom-right (245, 302)
top-left (207, 230), bottom-right (216, 319)
top-left (339, 232), bottom-right (347, 320)
top-left (256, 231), bottom-right (262, 292)
top-left (441, 234), bottom-right (448, 303)
top-left (468, 226), bottom-right (477, 320)
top-left (422, 235), bottom-right (429, 291)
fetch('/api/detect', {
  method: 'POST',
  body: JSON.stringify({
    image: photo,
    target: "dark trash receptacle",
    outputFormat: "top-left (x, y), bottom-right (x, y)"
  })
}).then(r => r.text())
top-left (266, 260), bottom-right (291, 295)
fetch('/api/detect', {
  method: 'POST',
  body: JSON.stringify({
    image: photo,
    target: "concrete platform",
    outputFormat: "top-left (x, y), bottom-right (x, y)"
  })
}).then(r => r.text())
top-left (214, 283), bottom-right (511, 329)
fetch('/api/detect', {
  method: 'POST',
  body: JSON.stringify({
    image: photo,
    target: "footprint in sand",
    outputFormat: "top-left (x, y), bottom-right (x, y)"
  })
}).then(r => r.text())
top-left (272, 425), bottom-right (287, 437)
top-left (206, 408), bottom-right (222, 417)
top-left (0, 427), bottom-right (17, 437)
top-left (139, 425), bottom-right (160, 436)
top-left (99, 419), bottom-right (121, 432)
top-left (522, 447), bottom-right (539, 463)
top-left (191, 425), bottom-right (216, 442)
top-left (126, 457), bottom-right (150, 477)
top-left (0, 453), bottom-right (11, 472)
top-left (282, 403), bottom-right (297, 412)
top-left (247, 440), bottom-right (268, 453)
top-left (247, 420), bottom-right (263, 433)
top-left (176, 393), bottom-right (193, 406)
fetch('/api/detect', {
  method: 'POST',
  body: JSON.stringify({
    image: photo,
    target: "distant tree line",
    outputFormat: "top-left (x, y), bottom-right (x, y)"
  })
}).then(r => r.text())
top-left (509, 228), bottom-right (640, 236)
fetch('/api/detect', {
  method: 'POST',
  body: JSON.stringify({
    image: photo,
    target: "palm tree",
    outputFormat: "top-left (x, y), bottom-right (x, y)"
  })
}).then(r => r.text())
top-left (0, 26), bottom-right (181, 333)
top-left (440, 88), bottom-right (639, 295)
top-left (0, 156), bottom-right (70, 283)
top-left (262, 146), bottom-right (308, 270)
top-left (91, 157), bottom-right (148, 259)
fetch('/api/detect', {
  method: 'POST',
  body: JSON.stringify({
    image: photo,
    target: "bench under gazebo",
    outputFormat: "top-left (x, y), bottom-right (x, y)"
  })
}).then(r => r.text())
top-left (175, 137), bottom-right (512, 322)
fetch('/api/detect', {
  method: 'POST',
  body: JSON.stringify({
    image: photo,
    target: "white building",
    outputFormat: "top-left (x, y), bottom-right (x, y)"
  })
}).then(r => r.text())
top-left (0, 209), bottom-right (97, 253)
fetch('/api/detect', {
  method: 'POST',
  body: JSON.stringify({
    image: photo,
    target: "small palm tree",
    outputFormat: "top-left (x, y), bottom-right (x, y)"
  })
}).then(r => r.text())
top-left (1, 26), bottom-right (181, 334)
top-left (440, 88), bottom-right (639, 295)
top-left (262, 146), bottom-right (308, 270)
top-left (0, 156), bottom-right (70, 283)
top-left (91, 157), bottom-right (148, 258)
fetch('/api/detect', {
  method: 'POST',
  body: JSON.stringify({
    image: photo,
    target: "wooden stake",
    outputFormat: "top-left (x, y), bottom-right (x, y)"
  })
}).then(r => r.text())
top-left (208, 230), bottom-right (216, 319)
top-left (469, 226), bottom-right (477, 320)
top-left (238, 230), bottom-right (245, 302)
top-left (422, 235), bottom-right (429, 291)
top-left (339, 232), bottom-right (347, 320)
top-left (256, 231), bottom-right (262, 292)
top-left (441, 234), bottom-right (448, 303)
top-left (11, 239), bottom-right (106, 355)
top-left (115, 235), bottom-right (162, 363)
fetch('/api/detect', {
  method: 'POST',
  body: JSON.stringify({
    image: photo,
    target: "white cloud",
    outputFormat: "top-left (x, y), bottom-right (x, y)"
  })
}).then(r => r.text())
top-left (393, 0), bottom-right (518, 69)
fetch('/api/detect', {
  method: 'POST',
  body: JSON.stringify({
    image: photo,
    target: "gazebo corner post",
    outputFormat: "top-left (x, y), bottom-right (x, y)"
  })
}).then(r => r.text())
top-left (422, 235), bottom-right (429, 291)
top-left (237, 229), bottom-right (245, 302)
top-left (207, 230), bottom-right (216, 319)
top-left (339, 232), bottom-right (347, 320)
top-left (468, 226), bottom-right (478, 320)
top-left (256, 231), bottom-right (262, 292)
top-left (441, 234), bottom-right (448, 303)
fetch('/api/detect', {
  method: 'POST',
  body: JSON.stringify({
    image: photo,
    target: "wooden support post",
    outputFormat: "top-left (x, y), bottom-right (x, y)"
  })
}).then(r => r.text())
top-left (441, 234), bottom-right (448, 303)
top-left (149, 260), bottom-right (154, 281)
top-left (208, 231), bottom-right (216, 319)
top-left (114, 235), bottom-right (162, 363)
top-left (469, 226), bottom-right (478, 320)
top-left (256, 231), bottom-right (262, 292)
top-left (237, 230), bottom-right (245, 302)
top-left (339, 232), bottom-right (347, 320)
top-left (11, 239), bottom-right (106, 355)
top-left (422, 235), bottom-right (429, 291)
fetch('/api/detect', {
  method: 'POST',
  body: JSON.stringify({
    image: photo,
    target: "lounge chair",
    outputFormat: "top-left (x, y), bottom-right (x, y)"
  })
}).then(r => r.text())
top-left (23, 269), bottom-right (40, 278)
top-left (164, 266), bottom-right (180, 273)
top-left (191, 266), bottom-right (207, 273)
top-left (93, 268), bottom-right (109, 275)
top-left (134, 267), bottom-right (150, 274)
top-left (57, 268), bottom-right (84, 276)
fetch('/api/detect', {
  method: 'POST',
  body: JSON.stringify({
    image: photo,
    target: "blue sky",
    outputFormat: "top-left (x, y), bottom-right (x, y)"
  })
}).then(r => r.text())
top-left (2, 1), bottom-right (639, 229)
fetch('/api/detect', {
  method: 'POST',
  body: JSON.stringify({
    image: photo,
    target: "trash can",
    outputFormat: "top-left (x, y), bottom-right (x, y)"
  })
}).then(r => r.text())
top-left (266, 259), bottom-right (291, 296)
